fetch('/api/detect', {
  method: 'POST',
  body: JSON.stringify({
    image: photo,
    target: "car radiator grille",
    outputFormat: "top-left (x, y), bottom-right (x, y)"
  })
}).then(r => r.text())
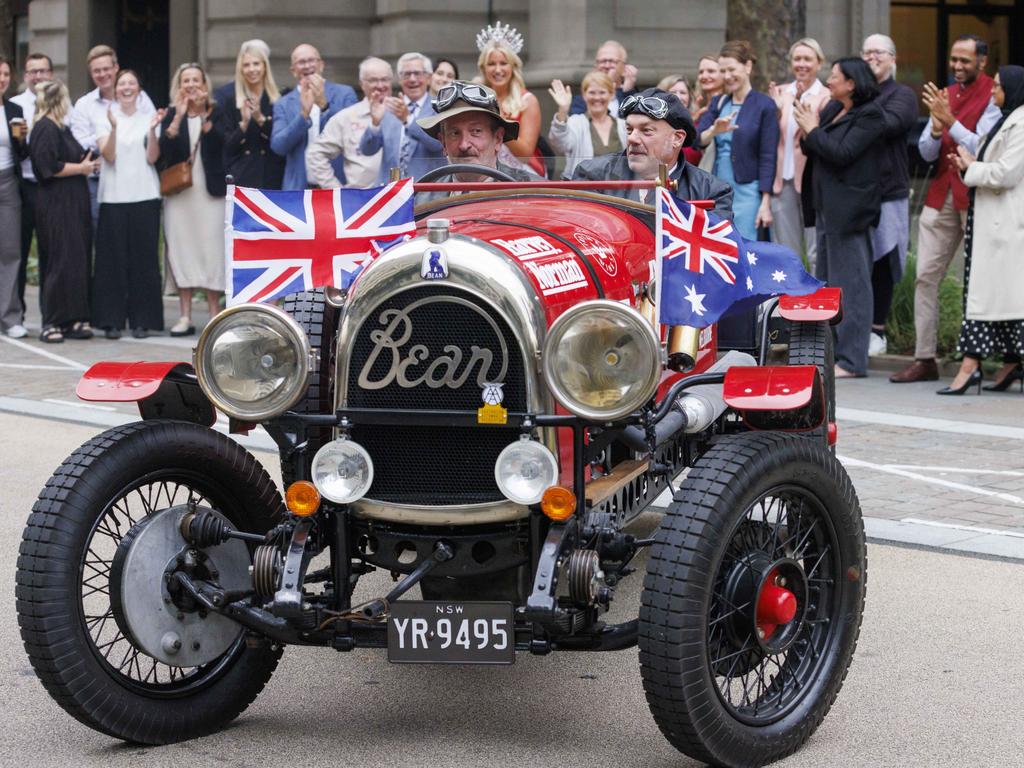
top-left (346, 285), bottom-right (528, 505)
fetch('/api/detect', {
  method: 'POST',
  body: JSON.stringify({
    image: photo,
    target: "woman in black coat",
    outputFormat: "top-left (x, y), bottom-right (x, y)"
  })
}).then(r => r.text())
top-left (214, 39), bottom-right (285, 189)
top-left (796, 56), bottom-right (885, 377)
top-left (158, 63), bottom-right (226, 336)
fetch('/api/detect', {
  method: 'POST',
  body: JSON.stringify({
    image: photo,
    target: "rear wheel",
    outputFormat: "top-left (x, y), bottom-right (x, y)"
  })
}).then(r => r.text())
top-left (16, 421), bottom-right (284, 744)
top-left (787, 321), bottom-right (835, 448)
top-left (279, 289), bottom-right (339, 485)
top-left (639, 433), bottom-right (865, 767)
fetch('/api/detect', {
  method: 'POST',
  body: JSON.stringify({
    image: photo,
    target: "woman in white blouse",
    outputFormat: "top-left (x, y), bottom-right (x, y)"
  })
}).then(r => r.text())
top-left (93, 69), bottom-right (165, 338)
top-left (548, 70), bottom-right (627, 178)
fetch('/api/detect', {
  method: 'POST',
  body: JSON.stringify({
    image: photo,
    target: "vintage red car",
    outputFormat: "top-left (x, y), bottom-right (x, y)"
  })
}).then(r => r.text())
top-left (16, 169), bottom-right (862, 768)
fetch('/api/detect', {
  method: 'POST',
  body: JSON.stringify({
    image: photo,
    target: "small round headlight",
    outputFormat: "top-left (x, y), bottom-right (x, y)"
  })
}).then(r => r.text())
top-left (311, 438), bottom-right (375, 504)
top-left (542, 300), bottom-right (662, 421)
top-left (195, 304), bottom-right (311, 421)
top-left (495, 436), bottom-right (559, 505)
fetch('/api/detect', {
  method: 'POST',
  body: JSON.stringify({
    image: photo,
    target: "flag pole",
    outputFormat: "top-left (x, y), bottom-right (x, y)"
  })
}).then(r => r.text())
top-left (656, 164), bottom-right (699, 371)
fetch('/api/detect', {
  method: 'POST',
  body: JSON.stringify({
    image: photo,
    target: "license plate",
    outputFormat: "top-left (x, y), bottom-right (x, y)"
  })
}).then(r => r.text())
top-left (387, 601), bottom-right (515, 665)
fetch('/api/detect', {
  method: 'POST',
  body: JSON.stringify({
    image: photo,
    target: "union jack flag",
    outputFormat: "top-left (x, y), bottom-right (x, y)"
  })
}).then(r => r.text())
top-left (226, 179), bottom-right (416, 305)
top-left (656, 188), bottom-right (821, 328)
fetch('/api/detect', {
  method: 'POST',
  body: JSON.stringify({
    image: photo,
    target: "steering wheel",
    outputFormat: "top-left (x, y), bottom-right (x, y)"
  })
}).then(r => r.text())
top-left (417, 163), bottom-right (518, 183)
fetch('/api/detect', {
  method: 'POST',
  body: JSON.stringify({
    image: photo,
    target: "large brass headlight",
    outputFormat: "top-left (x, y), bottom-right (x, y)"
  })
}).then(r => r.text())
top-left (542, 300), bottom-right (662, 421)
top-left (195, 304), bottom-right (312, 421)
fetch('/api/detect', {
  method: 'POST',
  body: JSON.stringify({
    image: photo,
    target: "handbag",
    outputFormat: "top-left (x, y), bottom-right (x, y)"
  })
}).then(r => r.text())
top-left (159, 131), bottom-right (201, 197)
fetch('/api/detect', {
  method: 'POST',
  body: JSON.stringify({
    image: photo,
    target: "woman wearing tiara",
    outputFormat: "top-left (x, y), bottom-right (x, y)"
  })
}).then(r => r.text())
top-left (475, 21), bottom-right (546, 178)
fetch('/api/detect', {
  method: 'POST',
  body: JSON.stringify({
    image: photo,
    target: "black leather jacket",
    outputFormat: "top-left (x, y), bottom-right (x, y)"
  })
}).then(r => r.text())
top-left (570, 151), bottom-right (734, 219)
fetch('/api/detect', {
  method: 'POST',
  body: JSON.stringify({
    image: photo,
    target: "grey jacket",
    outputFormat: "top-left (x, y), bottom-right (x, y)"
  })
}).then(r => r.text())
top-left (570, 151), bottom-right (733, 219)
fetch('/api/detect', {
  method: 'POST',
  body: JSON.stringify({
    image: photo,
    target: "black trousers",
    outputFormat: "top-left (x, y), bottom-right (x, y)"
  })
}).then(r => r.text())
top-left (91, 199), bottom-right (164, 331)
top-left (18, 178), bottom-right (45, 317)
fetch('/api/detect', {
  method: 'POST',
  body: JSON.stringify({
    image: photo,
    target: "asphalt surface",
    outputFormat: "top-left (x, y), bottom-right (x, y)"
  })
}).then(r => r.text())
top-left (2, 413), bottom-right (1024, 767)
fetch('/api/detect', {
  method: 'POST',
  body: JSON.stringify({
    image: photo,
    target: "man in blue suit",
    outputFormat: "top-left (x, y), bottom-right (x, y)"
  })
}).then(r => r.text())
top-left (271, 43), bottom-right (357, 189)
top-left (358, 52), bottom-right (446, 182)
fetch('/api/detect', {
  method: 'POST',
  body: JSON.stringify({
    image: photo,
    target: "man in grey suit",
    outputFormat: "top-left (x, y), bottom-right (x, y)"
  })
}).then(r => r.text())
top-left (359, 52), bottom-right (446, 181)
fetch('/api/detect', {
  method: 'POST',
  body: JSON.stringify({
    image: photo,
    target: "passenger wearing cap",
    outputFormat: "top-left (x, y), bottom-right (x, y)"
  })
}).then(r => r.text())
top-left (417, 81), bottom-right (538, 184)
top-left (571, 88), bottom-right (733, 218)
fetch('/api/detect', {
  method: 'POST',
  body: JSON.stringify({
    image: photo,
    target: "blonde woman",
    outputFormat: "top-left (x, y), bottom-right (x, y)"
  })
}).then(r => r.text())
top-left (158, 63), bottom-right (225, 336)
top-left (548, 70), bottom-right (626, 178)
top-left (692, 55), bottom-right (724, 121)
top-left (769, 37), bottom-right (829, 267)
top-left (215, 39), bottom-right (285, 188)
top-left (29, 79), bottom-right (99, 342)
top-left (476, 23), bottom-right (544, 177)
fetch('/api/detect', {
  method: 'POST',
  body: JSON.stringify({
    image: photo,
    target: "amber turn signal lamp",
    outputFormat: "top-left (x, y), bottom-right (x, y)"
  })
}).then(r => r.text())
top-left (286, 481), bottom-right (321, 517)
top-left (541, 486), bottom-right (576, 521)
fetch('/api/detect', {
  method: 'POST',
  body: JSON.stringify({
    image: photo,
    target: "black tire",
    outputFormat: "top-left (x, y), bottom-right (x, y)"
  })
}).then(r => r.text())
top-left (16, 420), bottom-right (285, 744)
top-left (639, 433), bottom-right (866, 768)
top-left (787, 321), bottom-right (835, 449)
top-left (279, 289), bottom-right (339, 485)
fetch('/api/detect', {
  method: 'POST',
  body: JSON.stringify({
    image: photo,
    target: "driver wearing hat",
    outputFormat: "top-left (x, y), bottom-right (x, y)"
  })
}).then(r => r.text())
top-left (572, 87), bottom-right (733, 217)
top-left (417, 81), bottom-right (539, 183)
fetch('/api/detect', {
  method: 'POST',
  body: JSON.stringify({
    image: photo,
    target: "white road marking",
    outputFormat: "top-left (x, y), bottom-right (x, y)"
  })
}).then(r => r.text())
top-left (884, 464), bottom-right (1024, 477)
top-left (0, 336), bottom-right (87, 370)
top-left (42, 398), bottom-right (118, 412)
top-left (0, 362), bottom-right (78, 371)
top-left (838, 454), bottom-right (1024, 506)
top-left (837, 406), bottom-right (1024, 441)
top-left (900, 517), bottom-right (1024, 539)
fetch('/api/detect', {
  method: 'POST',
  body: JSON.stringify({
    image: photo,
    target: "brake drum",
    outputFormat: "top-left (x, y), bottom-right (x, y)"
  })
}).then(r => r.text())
top-left (110, 505), bottom-right (252, 667)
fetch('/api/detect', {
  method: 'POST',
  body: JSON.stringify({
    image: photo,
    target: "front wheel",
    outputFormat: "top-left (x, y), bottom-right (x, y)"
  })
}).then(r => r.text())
top-left (16, 420), bottom-right (285, 744)
top-left (639, 433), bottom-right (865, 767)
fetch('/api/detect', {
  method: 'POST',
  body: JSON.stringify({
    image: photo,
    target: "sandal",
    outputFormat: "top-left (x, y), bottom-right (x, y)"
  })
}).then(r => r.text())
top-left (64, 321), bottom-right (94, 340)
top-left (39, 326), bottom-right (64, 344)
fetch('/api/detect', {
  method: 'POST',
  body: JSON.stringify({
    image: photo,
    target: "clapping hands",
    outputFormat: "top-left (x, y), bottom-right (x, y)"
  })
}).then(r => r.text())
top-left (922, 82), bottom-right (954, 129)
top-left (949, 144), bottom-right (976, 172)
top-left (792, 99), bottom-right (819, 134)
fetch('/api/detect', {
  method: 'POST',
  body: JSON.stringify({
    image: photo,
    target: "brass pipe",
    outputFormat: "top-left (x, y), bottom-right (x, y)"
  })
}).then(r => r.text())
top-left (667, 325), bottom-right (701, 372)
top-left (389, 167), bottom-right (401, 182)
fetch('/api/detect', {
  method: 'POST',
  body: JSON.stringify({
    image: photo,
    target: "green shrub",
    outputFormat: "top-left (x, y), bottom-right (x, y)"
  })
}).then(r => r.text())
top-left (885, 252), bottom-right (964, 358)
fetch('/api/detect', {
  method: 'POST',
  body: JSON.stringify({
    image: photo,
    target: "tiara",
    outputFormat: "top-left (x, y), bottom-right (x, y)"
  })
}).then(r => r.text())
top-left (476, 20), bottom-right (524, 55)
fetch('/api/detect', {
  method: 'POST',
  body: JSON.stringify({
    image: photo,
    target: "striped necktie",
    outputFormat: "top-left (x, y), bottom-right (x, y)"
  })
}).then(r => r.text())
top-left (399, 99), bottom-right (419, 175)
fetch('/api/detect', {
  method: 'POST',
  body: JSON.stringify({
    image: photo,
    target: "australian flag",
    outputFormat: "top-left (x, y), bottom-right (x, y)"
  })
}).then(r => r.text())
top-left (226, 179), bottom-right (416, 305)
top-left (655, 188), bottom-right (822, 328)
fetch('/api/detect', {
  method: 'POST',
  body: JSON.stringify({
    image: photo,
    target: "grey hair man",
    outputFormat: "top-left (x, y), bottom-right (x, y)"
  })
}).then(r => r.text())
top-left (307, 56), bottom-right (393, 189)
top-left (570, 39), bottom-right (638, 115)
top-left (861, 33), bottom-right (918, 358)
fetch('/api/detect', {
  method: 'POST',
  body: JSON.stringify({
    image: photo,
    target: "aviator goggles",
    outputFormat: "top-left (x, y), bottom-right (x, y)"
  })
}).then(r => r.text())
top-left (433, 82), bottom-right (498, 113)
top-left (618, 94), bottom-right (670, 120)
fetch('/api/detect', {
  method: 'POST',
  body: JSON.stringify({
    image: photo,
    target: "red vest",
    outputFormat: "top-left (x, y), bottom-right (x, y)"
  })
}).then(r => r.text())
top-left (925, 73), bottom-right (994, 211)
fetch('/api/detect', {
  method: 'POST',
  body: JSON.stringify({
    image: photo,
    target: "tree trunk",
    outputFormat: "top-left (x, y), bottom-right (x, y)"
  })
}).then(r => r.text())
top-left (727, 0), bottom-right (806, 91)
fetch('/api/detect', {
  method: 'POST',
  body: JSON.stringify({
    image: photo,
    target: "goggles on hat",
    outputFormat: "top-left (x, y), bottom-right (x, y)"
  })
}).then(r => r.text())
top-left (433, 82), bottom-right (498, 112)
top-left (618, 94), bottom-right (670, 120)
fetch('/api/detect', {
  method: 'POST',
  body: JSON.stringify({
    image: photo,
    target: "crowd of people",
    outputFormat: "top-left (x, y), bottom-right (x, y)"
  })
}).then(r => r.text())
top-left (0, 21), bottom-right (1021, 394)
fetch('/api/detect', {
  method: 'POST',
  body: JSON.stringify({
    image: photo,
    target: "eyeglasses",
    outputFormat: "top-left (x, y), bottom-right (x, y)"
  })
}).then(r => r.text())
top-left (619, 94), bottom-right (670, 120)
top-left (433, 82), bottom-right (497, 112)
top-left (399, 69), bottom-right (428, 80)
top-left (861, 49), bottom-right (893, 58)
top-left (596, 58), bottom-right (622, 66)
top-left (25, 67), bottom-right (52, 76)
top-left (362, 77), bottom-right (391, 86)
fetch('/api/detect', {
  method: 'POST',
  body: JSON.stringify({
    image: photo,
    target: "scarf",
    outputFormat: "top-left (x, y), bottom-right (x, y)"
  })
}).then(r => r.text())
top-left (978, 65), bottom-right (1024, 161)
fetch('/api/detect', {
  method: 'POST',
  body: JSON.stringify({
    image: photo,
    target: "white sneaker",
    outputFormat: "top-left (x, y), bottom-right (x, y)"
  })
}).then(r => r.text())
top-left (6, 324), bottom-right (28, 339)
top-left (869, 332), bottom-right (887, 356)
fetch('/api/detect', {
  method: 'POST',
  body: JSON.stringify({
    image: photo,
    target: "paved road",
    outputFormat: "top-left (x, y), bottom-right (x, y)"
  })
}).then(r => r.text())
top-left (2, 414), bottom-right (1023, 767)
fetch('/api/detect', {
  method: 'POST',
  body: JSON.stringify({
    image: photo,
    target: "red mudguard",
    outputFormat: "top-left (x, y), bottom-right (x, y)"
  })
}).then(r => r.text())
top-left (778, 287), bottom-right (842, 324)
top-left (76, 361), bottom-right (216, 425)
top-left (723, 365), bottom-right (825, 432)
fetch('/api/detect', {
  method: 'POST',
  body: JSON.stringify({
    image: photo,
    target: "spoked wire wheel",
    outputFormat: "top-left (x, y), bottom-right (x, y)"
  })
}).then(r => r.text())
top-left (640, 433), bottom-right (865, 768)
top-left (82, 470), bottom-right (245, 693)
top-left (17, 421), bottom-right (284, 743)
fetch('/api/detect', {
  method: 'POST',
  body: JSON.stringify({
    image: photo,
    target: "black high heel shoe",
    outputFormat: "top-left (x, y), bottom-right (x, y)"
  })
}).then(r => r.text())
top-left (982, 364), bottom-right (1024, 392)
top-left (936, 369), bottom-right (982, 396)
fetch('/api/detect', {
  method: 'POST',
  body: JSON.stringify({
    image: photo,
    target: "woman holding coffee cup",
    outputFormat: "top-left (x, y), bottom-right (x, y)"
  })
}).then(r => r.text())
top-left (0, 56), bottom-right (29, 339)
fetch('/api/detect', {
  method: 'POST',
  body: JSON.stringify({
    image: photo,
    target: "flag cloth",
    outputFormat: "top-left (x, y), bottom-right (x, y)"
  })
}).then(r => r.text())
top-left (655, 187), bottom-right (822, 328)
top-left (225, 178), bottom-right (416, 305)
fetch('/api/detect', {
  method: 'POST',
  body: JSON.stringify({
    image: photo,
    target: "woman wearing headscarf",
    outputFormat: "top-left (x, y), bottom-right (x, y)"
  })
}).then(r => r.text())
top-left (796, 57), bottom-right (885, 378)
top-left (939, 65), bottom-right (1024, 395)
top-left (215, 39), bottom-right (284, 189)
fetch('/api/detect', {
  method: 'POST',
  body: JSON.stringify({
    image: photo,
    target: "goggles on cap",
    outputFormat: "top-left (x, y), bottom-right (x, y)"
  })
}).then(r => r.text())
top-left (618, 94), bottom-right (670, 120)
top-left (433, 82), bottom-right (498, 113)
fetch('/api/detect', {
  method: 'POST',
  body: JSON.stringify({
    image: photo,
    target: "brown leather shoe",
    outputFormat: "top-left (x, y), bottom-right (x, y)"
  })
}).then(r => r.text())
top-left (889, 358), bottom-right (939, 383)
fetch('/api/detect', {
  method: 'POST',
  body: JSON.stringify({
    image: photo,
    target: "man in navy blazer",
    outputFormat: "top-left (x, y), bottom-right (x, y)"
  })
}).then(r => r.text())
top-left (271, 43), bottom-right (357, 189)
top-left (358, 52), bottom-right (446, 182)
